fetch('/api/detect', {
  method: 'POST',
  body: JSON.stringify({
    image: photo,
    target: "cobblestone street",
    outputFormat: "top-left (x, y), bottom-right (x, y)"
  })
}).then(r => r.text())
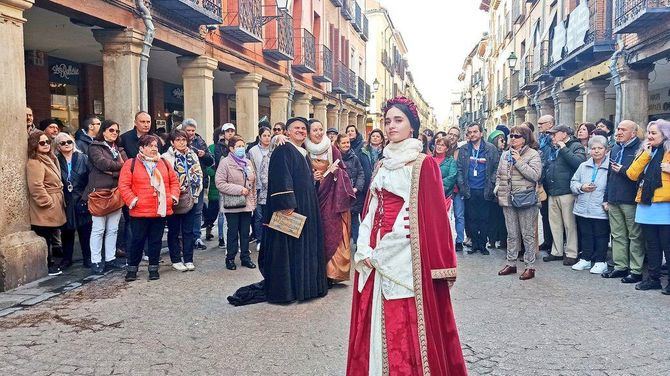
top-left (0, 244), bottom-right (668, 375)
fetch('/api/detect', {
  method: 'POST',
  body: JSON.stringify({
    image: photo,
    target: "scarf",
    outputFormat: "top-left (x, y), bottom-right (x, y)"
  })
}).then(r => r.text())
top-left (104, 141), bottom-right (120, 160)
top-left (169, 147), bottom-right (203, 200)
top-left (382, 138), bottom-right (423, 170)
top-left (138, 151), bottom-right (167, 217)
top-left (434, 152), bottom-right (446, 166)
top-left (305, 136), bottom-right (333, 162)
top-left (640, 147), bottom-right (665, 205)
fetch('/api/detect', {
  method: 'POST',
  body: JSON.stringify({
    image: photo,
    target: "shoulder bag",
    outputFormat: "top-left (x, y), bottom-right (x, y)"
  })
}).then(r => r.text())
top-left (88, 188), bottom-right (124, 216)
top-left (507, 151), bottom-right (539, 208)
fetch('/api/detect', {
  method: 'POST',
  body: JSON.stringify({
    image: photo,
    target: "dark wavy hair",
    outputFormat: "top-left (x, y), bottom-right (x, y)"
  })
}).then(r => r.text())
top-left (168, 129), bottom-right (188, 143)
top-left (95, 120), bottom-right (120, 142)
top-left (28, 130), bottom-right (49, 160)
top-left (510, 124), bottom-right (539, 150)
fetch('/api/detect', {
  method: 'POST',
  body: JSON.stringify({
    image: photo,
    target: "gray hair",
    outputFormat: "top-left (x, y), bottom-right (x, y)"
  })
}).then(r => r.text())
top-left (182, 118), bottom-right (197, 129)
top-left (53, 132), bottom-right (79, 155)
top-left (648, 119), bottom-right (670, 152)
top-left (588, 135), bottom-right (608, 149)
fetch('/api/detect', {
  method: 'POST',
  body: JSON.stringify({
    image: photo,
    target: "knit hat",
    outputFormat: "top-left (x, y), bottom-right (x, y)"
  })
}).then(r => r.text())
top-left (495, 124), bottom-right (510, 139)
top-left (487, 130), bottom-right (504, 144)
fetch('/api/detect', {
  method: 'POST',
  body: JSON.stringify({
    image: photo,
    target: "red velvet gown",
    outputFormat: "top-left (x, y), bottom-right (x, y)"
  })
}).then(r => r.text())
top-left (346, 154), bottom-right (467, 376)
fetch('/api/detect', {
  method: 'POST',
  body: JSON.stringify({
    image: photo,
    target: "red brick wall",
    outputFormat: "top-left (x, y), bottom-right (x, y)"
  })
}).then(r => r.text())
top-left (213, 93), bottom-right (230, 133)
top-left (25, 51), bottom-right (50, 124)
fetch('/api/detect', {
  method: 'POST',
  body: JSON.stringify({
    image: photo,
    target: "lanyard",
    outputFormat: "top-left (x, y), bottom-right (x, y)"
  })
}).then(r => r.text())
top-left (644, 149), bottom-right (658, 174)
top-left (615, 146), bottom-right (624, 164)
top-left (66, 160), bottom-right (72, 181)
top-left (591, 165), bottom-right (599, 183)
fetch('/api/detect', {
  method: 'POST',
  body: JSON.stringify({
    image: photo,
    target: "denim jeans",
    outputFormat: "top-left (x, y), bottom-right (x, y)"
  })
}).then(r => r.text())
top-left (167, 208), bottom-right (196, 264)
top-left (452, 193), bottom-right (465, 244)
top-left (191, 189), bottom-right (205, 242)
top-left (128, 217), bottom-right (166, 267)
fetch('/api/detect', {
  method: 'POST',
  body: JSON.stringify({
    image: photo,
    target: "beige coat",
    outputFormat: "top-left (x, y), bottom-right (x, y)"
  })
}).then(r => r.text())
top-left (215, 155), bottom-right (257, 213)
top-left (26, 155), bottom-right (67, 227)
top-left (495, 146), bottom-right (542, 207)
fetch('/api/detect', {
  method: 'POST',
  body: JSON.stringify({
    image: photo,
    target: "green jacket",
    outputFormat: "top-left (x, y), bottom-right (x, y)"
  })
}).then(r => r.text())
top-left (439, 156), bottom-right (458, 197)
top-left (206, 144), bottom-right (219, 201)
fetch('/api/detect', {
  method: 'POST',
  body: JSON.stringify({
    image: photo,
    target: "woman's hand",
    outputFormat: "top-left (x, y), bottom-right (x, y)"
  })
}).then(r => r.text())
top-left (274, 134), bottom-right (288, 146)
top-left (363, 258), bottom-right (374, 269)
top-left (581, 183), bottom-right (596, 192)
top-left (511, 149), bottom-right (521, 162)
top-left (280, 209), bottom-right (294, 216)
top-left (313, 170), bottom-right (323, 181)
top-left (661, 162), bottom-right (670, 173)
top-left (602, 202), bottom-right (609, 212)
top-left (241, 187), bottom-right (249, 196)
top-left (643, 141), bottom-right (653, 156)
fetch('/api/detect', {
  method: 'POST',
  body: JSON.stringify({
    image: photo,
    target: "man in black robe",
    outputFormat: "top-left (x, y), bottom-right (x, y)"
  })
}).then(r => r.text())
top-left (260, 117), bottom-right (328, 303)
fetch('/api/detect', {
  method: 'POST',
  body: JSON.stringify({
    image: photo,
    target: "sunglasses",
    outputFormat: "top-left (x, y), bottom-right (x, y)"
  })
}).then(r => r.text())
top-left (59, 140), bottom-right (74, 146)
top-left (38, 140), bottom-right (50, 147)
top-left (510, 134), bottom-right (523, 139)
top-left (273, 128), bottom-right (282, 132)
top-left (107, 128), bottom-right (119, 134)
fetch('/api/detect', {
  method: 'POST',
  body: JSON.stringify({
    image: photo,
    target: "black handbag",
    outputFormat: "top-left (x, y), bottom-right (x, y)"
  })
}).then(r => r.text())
top-left (510, 188), bottom-right (538, 208)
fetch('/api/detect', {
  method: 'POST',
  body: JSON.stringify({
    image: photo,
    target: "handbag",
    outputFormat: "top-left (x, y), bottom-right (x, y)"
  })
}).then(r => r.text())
top-left (173, 190), bottom-right (194, 215)
top-left (510, 188), bottom-right (538, 208)
top-left (222, 194), bottom-right (247, 209)
top-left (88, 188), bottom-right (124, 216)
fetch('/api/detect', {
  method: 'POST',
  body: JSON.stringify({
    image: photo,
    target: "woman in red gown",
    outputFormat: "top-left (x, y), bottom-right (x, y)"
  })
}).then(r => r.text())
top-left (347, 96), bottom-right (467, 375)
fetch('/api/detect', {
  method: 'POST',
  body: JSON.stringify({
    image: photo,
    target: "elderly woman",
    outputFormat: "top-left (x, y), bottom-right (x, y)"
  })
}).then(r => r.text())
top-left (570, 135), bottom-right (611, 274)
top-left (626, 119), bottom-right (670, 293)
top-left (54, 132), bottom-right (91, 270)
top-left (162, 129), bottom-right (203, 272)
top-left (216, 135), bottom-right (257, 271)
top-left (26, 130), bottom-right (67, 276)
top-left (118, 134), bottom-right (180, 281)
top-left (495, 125), bottom-right (542, 280)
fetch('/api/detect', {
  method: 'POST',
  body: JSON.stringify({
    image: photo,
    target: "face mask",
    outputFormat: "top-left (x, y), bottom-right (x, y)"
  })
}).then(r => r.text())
top-left (234, 147), bottom-right (246, 158)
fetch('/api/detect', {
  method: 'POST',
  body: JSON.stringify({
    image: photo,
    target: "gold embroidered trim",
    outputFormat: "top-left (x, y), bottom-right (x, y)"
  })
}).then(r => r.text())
top-left (270, 190), bottom-right (294, 197)
top-left (409, 154), bottom-right (431, 376)
top-left (431, 268), bottom-right (457, 280)
top-left (381, 295), bottom-right (389, 376)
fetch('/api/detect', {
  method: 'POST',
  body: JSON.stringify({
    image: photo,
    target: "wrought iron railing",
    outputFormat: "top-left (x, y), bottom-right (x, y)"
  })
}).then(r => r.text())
top-left (154, 0), bottom-right (223, 24)
top-left (341, 0), bottom-right (353, 20)
top-left (292, 29), bottom-right (316, 73)
top-left (314, 45), bottom-right (333, 83)
top-left (353, 2), bottom-right (363, 32)
top-left (347, 68), bottom-right (357, 98)
top-left (357, 77), bottom-right (365, 103)
top-left (364, 82), bottom-right (371, 106)
top-left (263, 10), bottom-right (294, 61)
top-left (332, 60), bottom-right (347, 94)
top-left (614, 0), bottom-right (670, 32)
top-left (583, 0), bottom-right (613, 46)
top-left (330, 0), bottom-right (343, 7)
top-left (361, 14), bottom-right (369, 41)
top-left (221, 0), bottom-right (263, 43)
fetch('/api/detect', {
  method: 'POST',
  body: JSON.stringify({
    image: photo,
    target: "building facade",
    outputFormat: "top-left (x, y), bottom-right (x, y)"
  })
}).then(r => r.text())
top-left (456, 0), bottom-right (670, 136)
top-left (0, 0), bottom-right (371, 290)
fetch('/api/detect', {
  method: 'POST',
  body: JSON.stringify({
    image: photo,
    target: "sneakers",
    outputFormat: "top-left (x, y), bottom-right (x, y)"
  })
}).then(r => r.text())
top-left (218, 239), bottom-right (226, 249)
top-left (172, 262), bottom-right (188, 272)
top-left (185, 262), bottom-right (195, 271)
top-left (195, 239), bottom-right (207, 250)
top-left (104, 259), bottom-right (124, 271)
top-left (571, 259), bottom-right (592, 271)
top-left (125, 266), bottom-right (138, 282)
top-left (205, 225), bottom-right (214, 241)
top-left (455, 243), bottom-right (463, 252)
top-left (48, 266), bottom-right (63, 276)
top-left (590, 262), bottom-right (608, 274)
top-left (91, 262), bottom-right (105, 275)
top-left (256, 243), bottom-right (261, 252)
top-left (148, 265), bottom-right (160, 280)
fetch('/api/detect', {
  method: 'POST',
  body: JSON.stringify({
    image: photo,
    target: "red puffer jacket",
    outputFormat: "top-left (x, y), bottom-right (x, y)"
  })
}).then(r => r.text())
top-left (118, 158), bottom-right (180, 218)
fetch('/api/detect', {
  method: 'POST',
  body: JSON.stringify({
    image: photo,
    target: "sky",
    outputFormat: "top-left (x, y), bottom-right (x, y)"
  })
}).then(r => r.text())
top-left (379, 1), bottom-right (489, 123)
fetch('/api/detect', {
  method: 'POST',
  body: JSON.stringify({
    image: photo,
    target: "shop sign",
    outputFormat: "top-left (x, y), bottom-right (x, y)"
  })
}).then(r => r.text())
top-left (648, 89), bottom-right (670, 115)
top-left (164, 83), bottom-right (185, 104)
top-left (49, 57), bottom-right (80, 85)
top-left (566, 1), bottom-right (590, 53)
top-left (551, 21), bottom-right (567, 64)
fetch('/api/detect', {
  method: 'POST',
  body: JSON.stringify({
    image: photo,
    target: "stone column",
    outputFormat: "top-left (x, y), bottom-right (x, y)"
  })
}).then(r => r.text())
top-left (619, 64), bottom-right (653, 129)
top-left (348, 111), bottom-right (358, 129)
top-left (525, 105), bottom-right (538, 126)
top-left (232, 72), bottom-right (263, 142)
top-left (514, 108), bottom-right (527, 126)
top-left (93, 28), bottom-right (144, 131)
top-left (579, 79), bottom-right (609, 124)
top-left (555, 91), bottom-right (579, 129)
top-left (177, 56), bottom-right (218, 143)
top-left (327, 106), bottom-right (339, 130)
top-left (268, 84), bottom-right (291, 126)
top-left (357, 114), bottom-right (366, 134)
top-left (541, 98), bottom-right (555, 117)
top-left (339, 109), bottom-right (350, 132)
top-left (0, 0), bottom-right (49, 291)
top-left (292, 93), bottom-right (312, 119)
top-left (313, 101), bottom-right (328, 124)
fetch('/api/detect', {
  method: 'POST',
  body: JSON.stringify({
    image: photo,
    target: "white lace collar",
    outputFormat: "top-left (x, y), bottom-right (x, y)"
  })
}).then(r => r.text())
top-left (382, 138), bottom-right (423, 170)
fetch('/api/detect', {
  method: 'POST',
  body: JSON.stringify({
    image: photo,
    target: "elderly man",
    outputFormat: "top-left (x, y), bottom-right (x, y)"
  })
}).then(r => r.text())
top-left (602, 120), bottom-right (645, 282)
top-left (326, 127), bottom-right (339, 144)
top-left (537, 114), bottom-right (555, 251)
top-left (26, 107), bottom-right (36, 134)
top-left (182, 118), bottom-right (215, 250)
top-left (119, 111), bottom-right (153, 158)
top-left (542, 124), bottom-right (587, 265)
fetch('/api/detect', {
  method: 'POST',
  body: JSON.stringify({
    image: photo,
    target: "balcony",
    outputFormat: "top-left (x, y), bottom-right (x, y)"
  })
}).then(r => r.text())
top-left (614, 0), bottom-right (670, 34)
top-left (352, 2), bottom-right (363, 32)
top-left (153, 0), bottom-right (222, 25)
top-left (520, 54), bottom-right (538, 90)
top-left (548, 1), bottom-right (615, 77)
top-left (357, 77), bottom-right (365, 104)
top-left (221, 0), bottom-right (263, 43)
top-left (364, 83), bottom-right (371, 106)
top-left (292, 29), bottom-right (316, 74)
top-left (361, 15), bottom-right (369, 41)
top-left (512, 0), bottom-right (525, 24)
top-left (330, 0), bottom-right (343, 7)
top-left (313, 45), bottom-right (333, 83)
top-left (263, 10), bottom-right (294, 61)
top-left (345, 68), bottom-right (357, 98)
top-left (381, 50), bottom-right (392, 72)
top-left (341, 0), bottom-right (354, 20)
top-left (510, 71), bottom-right (521, 98)
top-left (332, 60), bottom-right (348, 94)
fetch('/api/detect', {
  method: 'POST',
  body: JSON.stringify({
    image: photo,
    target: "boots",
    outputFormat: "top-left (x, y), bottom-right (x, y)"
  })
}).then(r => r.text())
top-left (148, 265), bottom-right (160, 280)
top-left (205, 225), bottom-right (214, 241)
top-left (125, 266), bottom-right (138, 282)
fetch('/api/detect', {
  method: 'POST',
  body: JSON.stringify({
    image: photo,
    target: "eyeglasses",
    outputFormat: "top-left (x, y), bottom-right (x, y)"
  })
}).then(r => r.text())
top-left (107, 128), bottom-right (119, 134)
top-left (38, 140), bottom-right (50, 146)
top-left (510, 134), bottom-right (523, 139)
top-left (59, 140), bottom-right (74, 146)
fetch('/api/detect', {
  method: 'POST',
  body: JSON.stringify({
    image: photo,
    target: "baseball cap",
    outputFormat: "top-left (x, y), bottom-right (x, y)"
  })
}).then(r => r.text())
top-left (221, 123), bottom-right (235, 131)
top-left (547, 125), bottom-right (573, 135)
top-left (327, 128), bottom-right (339, 134)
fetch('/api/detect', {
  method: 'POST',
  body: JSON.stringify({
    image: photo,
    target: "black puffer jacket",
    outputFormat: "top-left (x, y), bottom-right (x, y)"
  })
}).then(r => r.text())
top-left (542, 137), bottom-right (587, 196)
top-left (75, 130), bottom-right (93, 155)
top-left (58, 152), bottom-right (92, 229)
top-left (606, 137), bottom-right (641, 205)
top-left (342, 148), bottom-right (365, 213)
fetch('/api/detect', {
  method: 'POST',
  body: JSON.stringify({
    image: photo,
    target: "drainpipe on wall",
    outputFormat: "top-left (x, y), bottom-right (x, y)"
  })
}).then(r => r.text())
top-left (609, 36), bottom-right (626, 127)
top-left (551, 77), bottom-right (563, 124)
top-left (136, 0), bottom-right (155, 112)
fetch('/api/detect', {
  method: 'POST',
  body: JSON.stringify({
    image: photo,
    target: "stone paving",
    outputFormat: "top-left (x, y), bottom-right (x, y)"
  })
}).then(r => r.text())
top-left (0, 243), bottom-right (668, 375)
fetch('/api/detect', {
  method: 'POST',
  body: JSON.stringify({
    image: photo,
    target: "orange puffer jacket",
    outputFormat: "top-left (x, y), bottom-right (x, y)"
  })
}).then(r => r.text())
top-left (118, 158), bottom-right (180, 218)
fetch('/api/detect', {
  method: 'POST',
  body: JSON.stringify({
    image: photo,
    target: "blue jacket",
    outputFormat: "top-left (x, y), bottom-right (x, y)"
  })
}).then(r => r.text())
top-left (571, 156), bottom-right (610, 219)
top-left (606, 137), bottom-right (641, 205)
